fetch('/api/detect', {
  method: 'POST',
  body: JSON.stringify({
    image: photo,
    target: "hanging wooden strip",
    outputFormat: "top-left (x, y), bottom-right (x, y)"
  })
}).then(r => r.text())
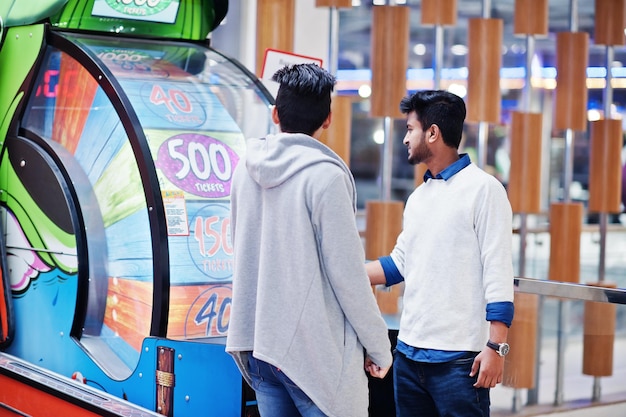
top-left (421, 0), bottom-right (457, 26)
top-left (467, 18), bottom-right (503, 124)
top-left (255, 0), bottom-right (295, 77)
top-left (508, 111), bottom-right (543, 213)
top-left (588, 119), bottom-right (623, 213)
top-left (370, 5), bottom-right (410, 119)
top-left (548, 202), bottom-right (583, 284)
top-left (555, 32), bottom-right (589, 131)
top-left (514, 0), bottom-right (548, 36)
top-left (594, 0), bottom-right (626, 46)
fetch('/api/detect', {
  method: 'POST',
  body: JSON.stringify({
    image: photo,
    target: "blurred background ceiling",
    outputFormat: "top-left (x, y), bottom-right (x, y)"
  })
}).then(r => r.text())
top-left (336, 1), bottom-right (610, 71)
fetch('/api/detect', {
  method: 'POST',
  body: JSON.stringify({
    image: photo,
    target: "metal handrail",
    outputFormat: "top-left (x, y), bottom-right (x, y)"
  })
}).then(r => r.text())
top-left (515, 277), bottom-right (626, 304)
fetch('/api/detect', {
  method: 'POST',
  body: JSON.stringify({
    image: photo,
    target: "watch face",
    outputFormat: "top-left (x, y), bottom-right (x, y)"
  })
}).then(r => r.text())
top-left (499, 343), bottom-right (510, 356)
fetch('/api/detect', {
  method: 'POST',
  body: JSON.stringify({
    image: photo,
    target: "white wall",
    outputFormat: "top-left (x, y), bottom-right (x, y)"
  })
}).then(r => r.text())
top-left (210, 1), bottom-right (332, 75)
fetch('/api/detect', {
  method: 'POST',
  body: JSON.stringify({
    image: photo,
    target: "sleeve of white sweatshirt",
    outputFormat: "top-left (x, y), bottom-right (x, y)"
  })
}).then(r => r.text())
top-left (312, 172), bottom-right (393, 369)
top-left (475, 177), bottom-right (515, 305)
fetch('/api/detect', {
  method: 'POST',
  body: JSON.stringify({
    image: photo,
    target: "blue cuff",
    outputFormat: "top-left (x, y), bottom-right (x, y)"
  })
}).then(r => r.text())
top-left (486, 301), bottom-right (514, 327)
top-left (379, 256), bottom-right (404, 286)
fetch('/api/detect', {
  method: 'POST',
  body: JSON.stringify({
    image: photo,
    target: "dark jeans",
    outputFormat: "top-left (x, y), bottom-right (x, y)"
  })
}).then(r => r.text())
top-left (393, 350), bottom-right (490, 417)
top-left (247, 355), bottom-right (327, 417)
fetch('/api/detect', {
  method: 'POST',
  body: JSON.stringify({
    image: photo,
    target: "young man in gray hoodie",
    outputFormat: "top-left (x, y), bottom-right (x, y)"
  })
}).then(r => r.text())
top-left (226, 63), bottom-right (392, 417)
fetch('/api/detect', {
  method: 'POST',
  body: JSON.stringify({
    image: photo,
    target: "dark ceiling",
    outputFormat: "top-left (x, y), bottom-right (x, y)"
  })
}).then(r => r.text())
top-left (336, 1), bottom-right (610, 71)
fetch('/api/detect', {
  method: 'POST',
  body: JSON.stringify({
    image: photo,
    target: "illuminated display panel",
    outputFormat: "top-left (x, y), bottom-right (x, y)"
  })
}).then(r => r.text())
top-left (16, 35), bottom-right (273, 379)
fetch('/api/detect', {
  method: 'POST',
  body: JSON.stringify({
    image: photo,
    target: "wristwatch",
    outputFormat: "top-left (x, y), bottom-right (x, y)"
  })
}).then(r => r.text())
top-left (486, 340), bottom-right (510, 357)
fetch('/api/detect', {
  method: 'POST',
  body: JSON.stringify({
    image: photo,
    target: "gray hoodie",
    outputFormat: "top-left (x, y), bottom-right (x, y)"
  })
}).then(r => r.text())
top-left (226, 132), bottom-right (392, 417)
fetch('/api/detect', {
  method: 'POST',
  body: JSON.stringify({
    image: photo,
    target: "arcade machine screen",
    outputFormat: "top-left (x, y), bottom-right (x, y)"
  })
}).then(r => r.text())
top-left (13, 33), bottom-right (273, 380)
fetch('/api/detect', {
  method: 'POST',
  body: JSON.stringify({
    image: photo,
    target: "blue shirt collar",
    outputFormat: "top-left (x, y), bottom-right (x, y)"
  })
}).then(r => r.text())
top-left (423, 153), bottom-right (471, 182)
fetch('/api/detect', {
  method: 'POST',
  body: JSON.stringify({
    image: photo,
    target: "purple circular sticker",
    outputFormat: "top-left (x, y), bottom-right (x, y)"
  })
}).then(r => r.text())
top-left (156, 133), bottom-right (239, 198)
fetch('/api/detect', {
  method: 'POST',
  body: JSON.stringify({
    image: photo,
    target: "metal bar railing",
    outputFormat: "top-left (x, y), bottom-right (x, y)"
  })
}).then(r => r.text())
top-left (514, 277), bottom-right (626, 304)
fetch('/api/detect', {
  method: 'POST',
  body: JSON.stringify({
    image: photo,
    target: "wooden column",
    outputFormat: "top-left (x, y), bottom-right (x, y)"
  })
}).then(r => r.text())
top-left (508, 111), bottom-right (542, 213)
top-left (588, 119), bottom-right (623, 213)
top-left (421, 0), bottom-right (456, 25)
top-left (255, 0), bottom-right (295, 77)
top-left (583, 282), bottom-right (617, 377)
top-left (503, 292), bottom-right (539, 388)
top-left (504, 1), bottom-right (548, 395)
top-left (594, 0), bottom-right (626, 46)
top-left (414, 164), bottom-right (428, 188)
top-left (315, 0), bottom-right (351, 6)
top-left (366, 201), bottom-right (404, 314)
top-left (548, 203), bottom-right (583, 283)
top-left (319, 95), bottom-right (352, 166)
top-left (370, 5), bottom-right (409, 119)
top-left (466, 18), bottom-right (502, 123)
top-left (555, 32), bottom-right (589, 132)
top-left (367, 5), bottom-right (409, 314)
top-left (513, 0), bottom-right (548, 36)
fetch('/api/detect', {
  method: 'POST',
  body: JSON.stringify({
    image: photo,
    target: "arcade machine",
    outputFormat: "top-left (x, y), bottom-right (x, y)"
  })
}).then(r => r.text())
top-left (0, 0), bottom-right (274, 415)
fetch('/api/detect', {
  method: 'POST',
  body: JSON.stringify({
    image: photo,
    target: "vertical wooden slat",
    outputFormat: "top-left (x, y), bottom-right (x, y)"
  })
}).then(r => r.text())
top-left (548, 202), bottom-right (583, 283)
top-left (370, 5), bottom-right (409, 118)
top-left (594, 0), bottom-right (626, 46)
top-left (555, 32), bottom-right (589, 131)
top-left (319, 95), bottom-right (352, 166)
top-left (366, 201), bottom-right (404, 314)
top-left (503, 292), bottom-right (538, 388)
top-left (414, 163), bottom-right (428, 188)
top-left (583, 282), bottom-right (617, 377)
top-left (421, 0), bottom-right (457, 26)
top-left (508, 111), bottom-right (543, 213)
top-left (514, 0), bottom-right (548, 36)
top-left (467, 18), bottom-right (503, 123)
top-left (315, 0), bottom-right (351, 7)
top-left (256, 0), bottom-right (295, 77)
top-left (588, 119), bottom-right (623, 213)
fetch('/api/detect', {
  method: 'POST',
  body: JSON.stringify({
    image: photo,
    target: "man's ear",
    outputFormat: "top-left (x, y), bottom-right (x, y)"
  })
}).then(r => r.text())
top-left (322, 111), bottom-right (332, 129)
top-left (271, 106), bottom-right (280, 125)
top-left (428, 124), bottom-right (440, 143)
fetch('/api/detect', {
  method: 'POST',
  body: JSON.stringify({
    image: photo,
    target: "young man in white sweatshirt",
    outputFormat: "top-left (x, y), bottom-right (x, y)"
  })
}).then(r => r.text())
top-left (367, 90), bottom-right (514, 417)
top-left (226, 63), bottom-right (392, 417)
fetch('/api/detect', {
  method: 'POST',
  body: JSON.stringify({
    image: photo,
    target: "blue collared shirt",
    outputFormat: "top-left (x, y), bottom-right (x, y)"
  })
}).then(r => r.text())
top-left (422, 153), bottom-right (471, 182)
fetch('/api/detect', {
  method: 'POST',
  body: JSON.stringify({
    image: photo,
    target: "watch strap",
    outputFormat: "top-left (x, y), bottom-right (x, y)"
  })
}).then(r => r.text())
top-left (486, 340), bottom-right (500, 351)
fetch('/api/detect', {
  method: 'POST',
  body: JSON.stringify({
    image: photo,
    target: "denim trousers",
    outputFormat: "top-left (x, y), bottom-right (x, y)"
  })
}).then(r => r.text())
top-left (247, 355), bottom-right (328, 417)
top-left (393, 350), bottom-right (490, 417)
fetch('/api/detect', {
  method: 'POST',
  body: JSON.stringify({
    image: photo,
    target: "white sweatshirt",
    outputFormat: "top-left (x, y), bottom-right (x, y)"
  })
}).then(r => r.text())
top-left (390, 163), bottom-right (514, 352)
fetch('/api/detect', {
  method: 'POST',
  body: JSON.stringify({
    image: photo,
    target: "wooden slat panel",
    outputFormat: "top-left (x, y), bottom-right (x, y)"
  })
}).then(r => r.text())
top-left (555, 32), bottom-right (589, 131)
top-left (514, 0), bottom-right (548, 36)
top-left (467, 18), bottom-right (503, 123)
top-left (370, 5), bottom-right (409, 118)
top-left (256, 0), bottom-right (295, 76)
top-left (588, 119), bottom-right (623, 213)
top-left (548, 202), bottom-right (583, 283)
top-left (319, 95), bottom-right (352, 166)
top-left (594, 0), bottom-right (626, 46)
top-left (503, 292), bottom-right (538, 388)
top-left (421, 0), bottom-right (457, 26)
top-left (583, 281), bottom-right (617, 376)
top-left (508, 111), bottom-right (542, 213)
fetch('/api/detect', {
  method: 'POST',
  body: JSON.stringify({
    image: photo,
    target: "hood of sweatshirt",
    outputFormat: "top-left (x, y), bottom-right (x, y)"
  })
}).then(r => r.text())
top-left (245, 133), bottom-right (356, 208)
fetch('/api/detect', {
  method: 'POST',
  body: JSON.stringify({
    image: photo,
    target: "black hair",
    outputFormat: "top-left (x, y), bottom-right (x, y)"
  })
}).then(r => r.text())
top-left (272, 63), bottom-right (336, 136)
top-left (399, 90), bottom-right (466, 149)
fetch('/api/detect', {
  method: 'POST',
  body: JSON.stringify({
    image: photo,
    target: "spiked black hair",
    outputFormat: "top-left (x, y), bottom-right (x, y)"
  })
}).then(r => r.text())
top-left (272, 63), bottom-right (336, 136)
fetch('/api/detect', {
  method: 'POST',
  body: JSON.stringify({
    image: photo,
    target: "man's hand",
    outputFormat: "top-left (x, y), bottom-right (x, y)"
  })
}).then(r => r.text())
top-left (469, 349), bottom-right (504, 388)
top-left (365, 356), bottom-right (390, 379)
